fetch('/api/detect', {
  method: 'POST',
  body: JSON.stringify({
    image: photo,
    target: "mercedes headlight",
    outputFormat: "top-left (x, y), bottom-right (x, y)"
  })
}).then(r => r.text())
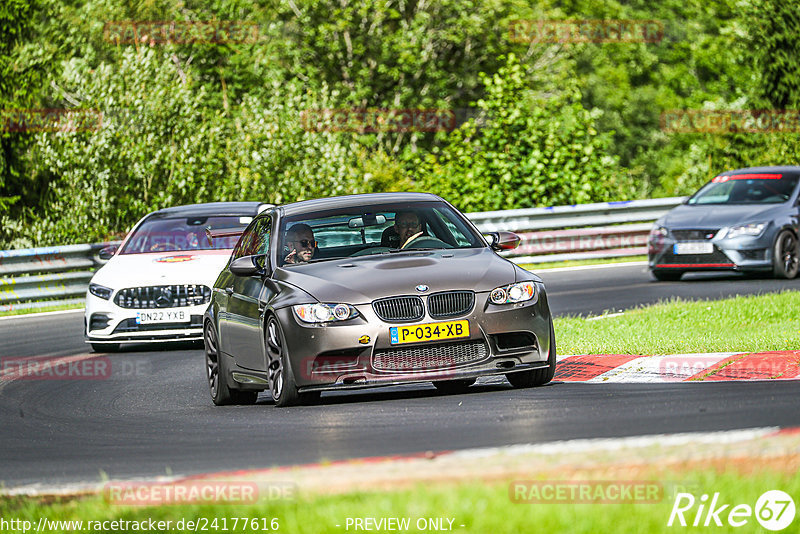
top-left (725, 223), bottom-right (766, 239)
top-left (88, 283), bottom-right (113, 300)
top-left (293, 303), bottom-right (359, 323)
top-left (490, 281), bottom-right (537, 305)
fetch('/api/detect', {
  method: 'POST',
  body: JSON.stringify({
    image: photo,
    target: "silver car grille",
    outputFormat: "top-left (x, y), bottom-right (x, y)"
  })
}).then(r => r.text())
top-left (373, 340), bottom-right (487, 372)
top-left (427, 291), bottom-right (475, 318)
top-left (671, 229), bottom-right (719, 241)
top-left (114, 285), bottom-right (211, 309)
top-left (372, 296), bottom-right (425, 322)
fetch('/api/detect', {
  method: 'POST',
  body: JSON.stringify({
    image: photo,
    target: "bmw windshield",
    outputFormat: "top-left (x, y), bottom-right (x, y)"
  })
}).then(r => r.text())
top-left (279, 202), bottom-right (485, 266)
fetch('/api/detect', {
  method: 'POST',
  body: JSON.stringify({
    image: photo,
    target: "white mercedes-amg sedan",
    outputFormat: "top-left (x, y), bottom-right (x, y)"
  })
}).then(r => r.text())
top-left (84, 202), bottom-right (269, 352)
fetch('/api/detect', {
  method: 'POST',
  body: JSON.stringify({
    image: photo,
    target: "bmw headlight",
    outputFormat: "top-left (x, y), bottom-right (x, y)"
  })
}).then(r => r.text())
top-left (490, 281), bottom-right (537, 305)
top-left (89, 283), bottom-right (113, 300)
top-left (293, 303), bottom-right (359, 323)
top-left (725, 223), bottom-right (766, 239)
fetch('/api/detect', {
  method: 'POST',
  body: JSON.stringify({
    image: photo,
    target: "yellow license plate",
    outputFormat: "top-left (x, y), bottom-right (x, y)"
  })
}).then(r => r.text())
top-left (389, 320), bottom-right (469, 345)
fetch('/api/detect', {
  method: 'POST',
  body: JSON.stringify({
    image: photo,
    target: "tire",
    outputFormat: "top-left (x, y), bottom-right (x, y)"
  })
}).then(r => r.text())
top-left (772, 230), bottom-right (799, 279)
top-left (204, 321), bottom-right (257, 406)
top-left (651, 269), bottom-right (683, 281)
top-left (506, 320), bottom-right (556, 388)
top-left (91, 343), bottom-right (120, 353)
top-left (433, 378), bottom-right (476, 394)
top-left (266, 315), bottom-right (301, 407)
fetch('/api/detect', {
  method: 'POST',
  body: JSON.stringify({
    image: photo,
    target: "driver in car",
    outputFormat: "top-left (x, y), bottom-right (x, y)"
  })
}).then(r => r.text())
top-left (284, 223), bottom-right (316, 264)
top-left (394, 211), bottom-right (424, 249)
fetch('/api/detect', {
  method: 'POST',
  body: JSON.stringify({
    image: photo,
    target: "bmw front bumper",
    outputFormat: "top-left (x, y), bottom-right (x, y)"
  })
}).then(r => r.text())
top-left (270, 286), bottom-right (553, 392)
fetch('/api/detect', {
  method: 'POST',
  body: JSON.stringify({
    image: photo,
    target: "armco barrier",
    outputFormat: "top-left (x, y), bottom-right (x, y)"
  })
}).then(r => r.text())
top-left (0, 197), bottom-right (685, 311)
top-left (0, 243), bottom-right (117, 312)
top-left (468, 197), bottom-right (685, 263)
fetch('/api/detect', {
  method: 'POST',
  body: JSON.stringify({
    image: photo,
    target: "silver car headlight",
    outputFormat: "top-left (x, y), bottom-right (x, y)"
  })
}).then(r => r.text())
top-left (649, 225), bottom-right (668, 241)
top-left (293, 303), bottom-right (359, 323)
top-left (89, 283), bottom-right (113, 300)
top-left (490, 281), bottom-right (537, 305)
top-left (725, 223), bottom-right (766, 239)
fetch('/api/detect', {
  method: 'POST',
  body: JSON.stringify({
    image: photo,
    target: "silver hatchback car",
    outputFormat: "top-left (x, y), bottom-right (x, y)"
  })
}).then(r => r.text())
top-left (648, 166), bottom-right (800, 281)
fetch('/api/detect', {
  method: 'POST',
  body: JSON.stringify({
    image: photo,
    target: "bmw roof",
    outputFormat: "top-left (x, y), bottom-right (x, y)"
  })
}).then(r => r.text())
top-left (279, 192), bottom-right (445, 217)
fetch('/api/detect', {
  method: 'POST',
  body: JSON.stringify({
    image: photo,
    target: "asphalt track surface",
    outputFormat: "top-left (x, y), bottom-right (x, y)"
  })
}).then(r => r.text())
top-left (2, 263), bottom-right (799, 487)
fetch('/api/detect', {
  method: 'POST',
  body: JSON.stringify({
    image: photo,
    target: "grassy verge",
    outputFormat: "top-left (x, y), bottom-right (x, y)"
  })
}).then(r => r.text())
top-left (554, 290), bottom-right (800, 355)
top-left (1, 468), bottom-right (796, 533)
top-left (0, 303), bottom-right (84, 318)
top-left (518, 255), bottom-right (647, 271)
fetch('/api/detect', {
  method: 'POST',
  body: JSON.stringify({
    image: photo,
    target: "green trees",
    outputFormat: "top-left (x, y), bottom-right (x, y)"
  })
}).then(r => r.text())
top-left (1, 0), bottom-right (799, 247)
top-left (415, 55), bottom-right (626, 212)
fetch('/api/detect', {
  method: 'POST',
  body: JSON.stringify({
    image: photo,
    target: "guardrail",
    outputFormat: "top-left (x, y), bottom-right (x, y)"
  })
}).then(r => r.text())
top-left (0, 244), bottom-right (117, 312)
top-left (0, 197), bottom-right (685, 312)
top-left (468, 197), bottom-right (684, 263)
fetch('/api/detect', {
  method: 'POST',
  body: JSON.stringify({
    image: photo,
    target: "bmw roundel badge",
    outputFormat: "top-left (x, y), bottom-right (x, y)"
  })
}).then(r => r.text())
top-left (415, 284), bottom-right (429, 292)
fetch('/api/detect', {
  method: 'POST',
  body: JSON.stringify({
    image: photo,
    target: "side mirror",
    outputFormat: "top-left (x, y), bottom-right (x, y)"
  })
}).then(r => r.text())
top-left (489, 231), bottom-right (521, 252)
top-left (230, 255), bottom-right (267, 277)
top-left (98, 245), bottom-right (118, 260)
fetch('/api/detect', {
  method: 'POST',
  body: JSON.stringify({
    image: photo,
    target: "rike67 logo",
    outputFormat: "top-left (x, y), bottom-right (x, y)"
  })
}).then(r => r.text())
top-left (668, 490), bottom-right (795, 531)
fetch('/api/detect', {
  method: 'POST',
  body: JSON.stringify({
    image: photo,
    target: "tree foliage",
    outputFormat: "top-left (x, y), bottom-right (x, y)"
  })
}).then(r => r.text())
top-left (1, 0), bottom-right (799, 247)
top-left (415, 55), bottom-right (628, 211)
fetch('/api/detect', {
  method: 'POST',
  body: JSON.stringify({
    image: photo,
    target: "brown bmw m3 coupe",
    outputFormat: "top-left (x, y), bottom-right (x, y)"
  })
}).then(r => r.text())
top-left (204, 192), bottom-right (555, 406)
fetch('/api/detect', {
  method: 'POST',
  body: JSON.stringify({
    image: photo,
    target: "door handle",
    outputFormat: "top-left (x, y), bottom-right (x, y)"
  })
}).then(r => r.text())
top-left (224, 287), bottom-right (234, 295)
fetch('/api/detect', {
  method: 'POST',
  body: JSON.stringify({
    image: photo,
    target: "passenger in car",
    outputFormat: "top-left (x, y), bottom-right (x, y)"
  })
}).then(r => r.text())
top-left (283, 223), bottom-right (316, 264)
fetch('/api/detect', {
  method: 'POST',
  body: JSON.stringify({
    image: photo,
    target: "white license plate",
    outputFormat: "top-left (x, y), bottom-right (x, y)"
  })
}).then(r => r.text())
top-left (135, 310), bottom-right (190, 324)
top-left (673, 242), bottom-right (714, 255)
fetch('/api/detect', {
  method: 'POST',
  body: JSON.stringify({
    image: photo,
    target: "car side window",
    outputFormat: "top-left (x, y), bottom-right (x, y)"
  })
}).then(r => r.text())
top-left (232, 216), bottom-right (271, 259)
top-left (255, 217), bottom-right (272, 255)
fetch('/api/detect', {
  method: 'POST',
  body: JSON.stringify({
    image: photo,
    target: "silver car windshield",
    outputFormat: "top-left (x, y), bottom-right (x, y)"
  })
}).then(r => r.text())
top-left (280, 202), bottom-right (483, 265)
top-left (688, 173), bottom-right (799, 205)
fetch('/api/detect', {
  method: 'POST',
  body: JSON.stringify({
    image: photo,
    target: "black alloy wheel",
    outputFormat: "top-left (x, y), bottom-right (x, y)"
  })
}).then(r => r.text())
top-left (773, 230), bottom-right (799, 279)
top-left (205, 321), bottom-right (257, 406)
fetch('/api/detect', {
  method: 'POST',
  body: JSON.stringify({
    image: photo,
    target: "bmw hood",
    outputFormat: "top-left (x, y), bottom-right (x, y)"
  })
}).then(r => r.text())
top-left (274, 248), bottom-right (518, 304)
top-left (660, 204), bottom-right (783, 229)
top-left (90, 251), bottom-right (232, 289)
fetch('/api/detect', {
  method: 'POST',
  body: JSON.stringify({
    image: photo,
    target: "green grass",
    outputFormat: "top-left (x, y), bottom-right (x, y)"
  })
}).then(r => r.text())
top-left (555, 290), bottom-right (800, 355)
top-left (518, 255), bottom-right (647, 271)
top-left (1, 468), bottom-right (796, 533)
top-left (0, 303), bottom-right (84, 318)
